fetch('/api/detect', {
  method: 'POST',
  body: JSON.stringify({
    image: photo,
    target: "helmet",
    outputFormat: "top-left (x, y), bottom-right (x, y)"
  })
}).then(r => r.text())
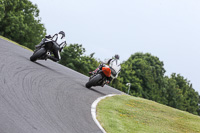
top-left (114, 54), bottom-right (120, 59)
top-left (59, 31), bottom-right (65, 38)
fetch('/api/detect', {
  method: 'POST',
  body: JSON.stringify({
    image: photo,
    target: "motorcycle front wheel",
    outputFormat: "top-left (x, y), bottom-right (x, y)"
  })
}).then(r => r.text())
top-left (30, 47), bottom-right (46, 62)
top-left (85, 74), bottom-right (103, 88)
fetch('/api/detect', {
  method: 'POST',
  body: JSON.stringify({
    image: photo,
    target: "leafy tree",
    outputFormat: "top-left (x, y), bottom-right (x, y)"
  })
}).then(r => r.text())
top-left (0, 0), bottom-right (46, 49)
top-left (165, 73), bottom-right (200, 115)
top-left (198, 96), bottom-right (200, 115)
top-left (59, 44), bottom-right (99, 76)
top-left (118, 53), bottom-right (166, 103)
top-left (0, 0), bottom-right (5, 21)
top-left (165, 75), bottom-right (184, 110)
top-left (110, 76), bottom-right (124, 92)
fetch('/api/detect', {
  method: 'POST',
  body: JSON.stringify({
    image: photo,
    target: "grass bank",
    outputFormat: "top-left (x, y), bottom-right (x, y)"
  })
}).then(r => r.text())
top-left (0, 36), bottom-right (32, 51)
top-left (97, 95), bottom-right (200, 133)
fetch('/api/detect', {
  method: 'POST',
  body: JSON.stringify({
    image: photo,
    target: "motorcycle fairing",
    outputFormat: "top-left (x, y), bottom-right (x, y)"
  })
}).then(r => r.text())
top-left (102, 67), bottom-right (111, 77)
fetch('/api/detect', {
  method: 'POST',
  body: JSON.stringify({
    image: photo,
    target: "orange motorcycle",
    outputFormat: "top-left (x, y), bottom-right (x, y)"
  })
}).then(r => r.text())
top-left (85, 64), bottom-right (117, 88)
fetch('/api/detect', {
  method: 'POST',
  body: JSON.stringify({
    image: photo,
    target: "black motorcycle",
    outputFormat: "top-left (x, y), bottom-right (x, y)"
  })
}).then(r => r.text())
top-left (30, 35), bottom-right (64, 62)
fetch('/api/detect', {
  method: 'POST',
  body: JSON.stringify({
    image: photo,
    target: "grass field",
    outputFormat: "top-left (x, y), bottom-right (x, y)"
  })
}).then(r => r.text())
top-left (97, 95), bottom-right (200, 133)
top-left (0, 36), bottom-right (32, 51)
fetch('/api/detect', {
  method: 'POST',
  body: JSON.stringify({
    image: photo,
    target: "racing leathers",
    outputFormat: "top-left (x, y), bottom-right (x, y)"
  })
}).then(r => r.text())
top-left (36, 33), bottom-right (66, 62)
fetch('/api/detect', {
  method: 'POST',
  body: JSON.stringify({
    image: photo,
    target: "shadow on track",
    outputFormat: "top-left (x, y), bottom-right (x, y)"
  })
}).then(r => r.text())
top-left (34, 62), bottom-right (53, 69)
top-left (86, 87), bottom-right (107, 96)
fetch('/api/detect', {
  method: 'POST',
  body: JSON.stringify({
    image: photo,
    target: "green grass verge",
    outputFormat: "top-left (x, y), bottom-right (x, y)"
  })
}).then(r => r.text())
top-left (0, 35), bottom-right (32, 51)
top-left (97, 95), bottom-right (200, 133)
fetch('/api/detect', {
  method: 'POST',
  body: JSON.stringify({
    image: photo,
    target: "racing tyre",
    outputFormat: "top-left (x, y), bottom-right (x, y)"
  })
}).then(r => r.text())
top-left (30, 48), bottom-right (46, 62)
top-left (85, 74), bottom-right (102, 88)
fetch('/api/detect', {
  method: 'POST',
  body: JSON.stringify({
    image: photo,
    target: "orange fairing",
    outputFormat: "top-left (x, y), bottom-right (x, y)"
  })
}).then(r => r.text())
top-left (102, 67), bottom-right (111, 77)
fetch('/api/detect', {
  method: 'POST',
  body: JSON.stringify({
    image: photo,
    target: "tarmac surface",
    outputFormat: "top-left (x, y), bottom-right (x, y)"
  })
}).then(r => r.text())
top-left (0, 38), bottom-right (122, 133)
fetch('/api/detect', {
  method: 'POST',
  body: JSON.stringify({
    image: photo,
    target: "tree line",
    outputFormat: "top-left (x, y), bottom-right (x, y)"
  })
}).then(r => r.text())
top-left (0, 0), bottom-right (46, 50)
top-left (110, 53), bottom-right (200, 115)
top-left (1, 0), bottom-right (200, 116)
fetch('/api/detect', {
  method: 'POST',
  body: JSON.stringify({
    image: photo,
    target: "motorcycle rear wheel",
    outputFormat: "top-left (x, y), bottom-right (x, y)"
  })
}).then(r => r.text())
top-left (86, 74), bottom-right (102, 88)
top-left (30, 48), bottom-right (46, 62)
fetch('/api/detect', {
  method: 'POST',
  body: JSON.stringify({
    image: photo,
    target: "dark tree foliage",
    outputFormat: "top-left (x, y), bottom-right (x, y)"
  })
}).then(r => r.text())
top-left (59, 44), bottom-right (99, 76)
top-left (198, 96), bottom-right (200, 116)
top-left (0, 0), bottom-right (46, 50)
top-left (116, 53), bottom-right (166, 103)
top-left (165, 73), bottom-right (200, 115)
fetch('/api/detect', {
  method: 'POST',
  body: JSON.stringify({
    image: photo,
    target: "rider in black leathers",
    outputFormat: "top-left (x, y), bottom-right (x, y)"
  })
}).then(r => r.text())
top-left (36, 31), bottom-right (67, 62)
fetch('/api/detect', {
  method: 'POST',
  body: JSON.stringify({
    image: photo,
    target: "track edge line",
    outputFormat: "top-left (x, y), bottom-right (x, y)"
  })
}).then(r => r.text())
top-left (91, 94), bottom-right (118, 133)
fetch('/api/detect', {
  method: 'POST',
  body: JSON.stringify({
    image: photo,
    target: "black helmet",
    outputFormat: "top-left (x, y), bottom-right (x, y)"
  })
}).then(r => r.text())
top-left (59, 31), bottom-right (65, 38)
top-left (114, 54), bottom-right (120, 59)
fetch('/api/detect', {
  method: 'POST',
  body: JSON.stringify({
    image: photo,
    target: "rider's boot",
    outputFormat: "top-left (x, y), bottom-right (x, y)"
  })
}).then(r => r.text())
top-left (89, 68), bottom-right (99, 75)
top-left (47, 55), bottom-right (59, 62)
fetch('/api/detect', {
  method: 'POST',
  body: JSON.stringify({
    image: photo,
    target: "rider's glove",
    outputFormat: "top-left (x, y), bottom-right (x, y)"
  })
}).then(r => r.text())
top-left (45, 35), bottom-right (51, 38)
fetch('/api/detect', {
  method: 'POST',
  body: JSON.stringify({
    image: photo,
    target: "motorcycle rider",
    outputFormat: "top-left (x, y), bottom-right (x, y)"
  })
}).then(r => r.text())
top-left (89, 54), bottom-right (121, 84)
top-left (36, 31), bottom-right (67, 62)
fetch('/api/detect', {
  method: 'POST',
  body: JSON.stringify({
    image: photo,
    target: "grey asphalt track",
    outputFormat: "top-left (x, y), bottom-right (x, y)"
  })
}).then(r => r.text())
top-left (0, 38), bottom-right (122, 133)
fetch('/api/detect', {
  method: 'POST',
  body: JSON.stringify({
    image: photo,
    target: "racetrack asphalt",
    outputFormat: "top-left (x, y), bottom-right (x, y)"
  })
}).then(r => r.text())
top-left (0, 38), bottom-right (123, 133)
